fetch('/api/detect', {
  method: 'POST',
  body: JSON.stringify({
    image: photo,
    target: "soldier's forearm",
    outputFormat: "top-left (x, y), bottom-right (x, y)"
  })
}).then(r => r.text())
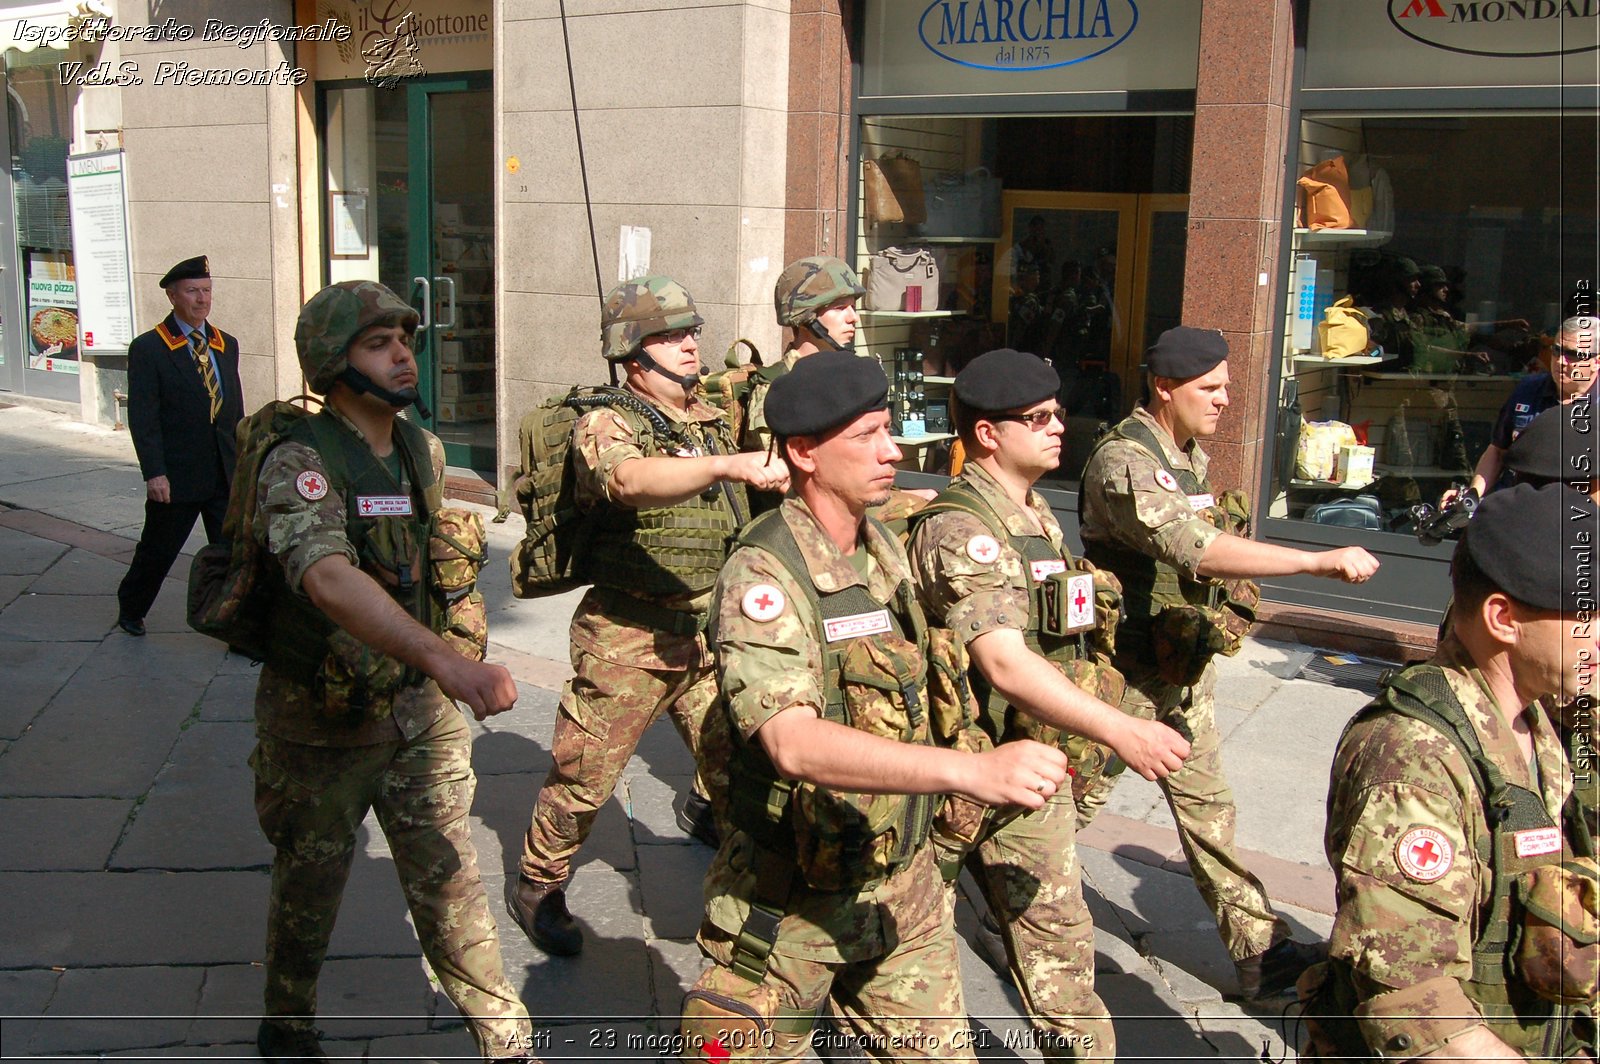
top-left (607, 454), bottom-right (724, 507)
top-left (970, 629), bottom-right (1123, 742)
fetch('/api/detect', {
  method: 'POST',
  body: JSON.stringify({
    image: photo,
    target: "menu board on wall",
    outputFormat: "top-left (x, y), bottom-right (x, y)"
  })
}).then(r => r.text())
top-left (27, 253), bottom-right (78, 375)
top-left (66, 150), bottom-right (134, 356)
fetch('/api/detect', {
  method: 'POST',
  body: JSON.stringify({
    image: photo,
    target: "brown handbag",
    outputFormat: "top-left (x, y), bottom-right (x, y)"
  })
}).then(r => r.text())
top-left (863, 152), bottom-right (926, 226)
top-left (1297, 156), bottom-right (1354, 231)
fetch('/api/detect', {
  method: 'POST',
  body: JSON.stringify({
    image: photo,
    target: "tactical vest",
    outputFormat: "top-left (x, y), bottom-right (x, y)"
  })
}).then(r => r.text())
top-left (260, 412), bottom-right (442, 703)
top-left (586, 400), bottom-right (747, 600)
top-left (1313, 665), bottom-right (1594, 1061)
top-left (723, 509), bottom-right (937, 894)
top-left (913, 476), bottom-right (1089, 744)
top-left (1082, 417), bottom-right (1228, 650)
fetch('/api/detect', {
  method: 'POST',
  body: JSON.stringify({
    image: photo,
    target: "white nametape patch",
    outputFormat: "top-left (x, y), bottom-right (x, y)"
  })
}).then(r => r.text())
top-left (823, 609), bottom-right (892, 643)
top-left (1030, 559), bottom-right (1067, 581)
top-left (1514, 827), bottom-right (1563, 858)
top-left (356, 495), bottom-right (412, 516)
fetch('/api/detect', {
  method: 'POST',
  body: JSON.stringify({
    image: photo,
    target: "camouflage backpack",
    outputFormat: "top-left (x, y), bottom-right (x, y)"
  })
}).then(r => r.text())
top-left (187, 396), bottom-right (321, 660)
top-left (507, 385), bottom-right (692, 598)
top-left (699, 338), bottom-right (778, 448)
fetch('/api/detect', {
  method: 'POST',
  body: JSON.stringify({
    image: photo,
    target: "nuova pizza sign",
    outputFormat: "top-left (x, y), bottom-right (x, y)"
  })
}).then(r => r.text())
top-left (1388, 0), bottom-right (1599, 57)
top-left (917, 0), bottom-right (1139, 71)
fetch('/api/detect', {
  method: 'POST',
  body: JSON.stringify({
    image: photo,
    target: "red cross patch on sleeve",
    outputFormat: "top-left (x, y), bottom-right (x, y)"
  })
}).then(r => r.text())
top-left (966, 534), bottom-right (1001, 564)
top-left (1154, 469), bottom-right (1179, 492)
top-left (295, 470), bottom-right (329, 501)
top-left (741, 584), bottom-right (785, 622)
top-left (1395, 826), bottom-right (1454, 882)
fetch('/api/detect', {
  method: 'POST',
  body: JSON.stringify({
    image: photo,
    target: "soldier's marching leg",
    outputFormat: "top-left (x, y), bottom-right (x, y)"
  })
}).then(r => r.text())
top-left (972, 792), bottom-right (1114, 1061)
top-left (376, 712), bottom-right (532, 1059)
top-left (1154, 664), bottom-right (1286, 962)
top-left (520, 649), bottom-right (676, 884)
top-left (830, 850), bottom-right (977, 1062)
top-left (664, 664), bottom-right (727, 843)
top-left (252, 738), bottom-right (383, 1026)
top-left (680, 929), bottom-right (828, 1063)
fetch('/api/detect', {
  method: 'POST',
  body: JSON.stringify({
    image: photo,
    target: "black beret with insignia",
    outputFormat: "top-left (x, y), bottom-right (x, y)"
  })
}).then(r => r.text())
top-left (1463, 481), bottom-right (1596, 613)
top-left (1146, 326), bottom-right (1228, 379)
top-left (159, 255), bottom-right (210, 289)
top-left (766, 350), bottom-right (888, 438)
top-left (953, 348), bottom-right (1058, 412)
top-left (1506, 400), bottom-right (1598, 485)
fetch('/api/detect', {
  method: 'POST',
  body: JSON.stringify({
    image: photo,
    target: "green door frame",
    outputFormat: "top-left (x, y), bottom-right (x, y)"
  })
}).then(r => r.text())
top-left (404, 72), bottom-right (492, 470)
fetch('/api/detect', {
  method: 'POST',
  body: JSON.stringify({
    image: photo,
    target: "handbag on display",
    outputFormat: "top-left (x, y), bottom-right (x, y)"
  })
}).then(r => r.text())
top-left (866, 246), bottom-right (940, 312)
top-left (1317, 296), bottom-right (1372, 358)
top-left (863, 152), bottom-right (926, 227)
top-left (1297, 155), bottom-right (1354, 231)
top-left (922, 168), bottom-right (1002, 237)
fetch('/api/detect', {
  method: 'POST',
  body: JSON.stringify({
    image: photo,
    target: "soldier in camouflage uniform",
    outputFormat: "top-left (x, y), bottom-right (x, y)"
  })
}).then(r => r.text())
top-left (681, 350), bottom-right (1070, 1062)
top-left (907, 349), bottom-right (1191, 1060)
top-left (1308, 483), bottom-right (1596, 1060)
top-left (508, 276), bottom-right (789, 958)
top-left (742, 257), bottom-right (865, 454)
top-left (250, 281), bottom-right (536, 1062)
top-left (1078, 326), bottom-right (1379, 1000)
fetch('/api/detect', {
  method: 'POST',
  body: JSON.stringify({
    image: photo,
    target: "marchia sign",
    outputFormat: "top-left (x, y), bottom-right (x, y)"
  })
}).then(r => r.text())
top-left (1389, 0), bottom-right (1599, 57)
top-left (917, 0), bottom-right (1138, 71)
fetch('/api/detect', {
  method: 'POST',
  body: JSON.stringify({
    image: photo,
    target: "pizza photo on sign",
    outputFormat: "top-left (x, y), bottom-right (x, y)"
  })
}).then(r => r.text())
top-left (30, 306), bottom-right (78, 358)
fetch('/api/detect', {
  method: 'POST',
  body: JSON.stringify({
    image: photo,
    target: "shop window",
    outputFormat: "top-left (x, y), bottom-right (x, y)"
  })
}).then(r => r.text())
top-left (1271, 115), bottom-right (1598, 540)
top-left (7, 46), bottom-right (78, 378)
top-left (854, 113), bottom-right (1191, 488)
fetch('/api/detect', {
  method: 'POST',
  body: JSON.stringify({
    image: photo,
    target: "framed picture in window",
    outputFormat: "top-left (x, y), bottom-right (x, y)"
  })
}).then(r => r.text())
top-left (331, 191), bottom-right (369, 257)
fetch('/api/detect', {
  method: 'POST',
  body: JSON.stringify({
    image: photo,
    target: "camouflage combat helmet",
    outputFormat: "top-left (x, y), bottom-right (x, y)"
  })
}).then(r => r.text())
top-left (295, 280), bottom-right (419, 392)
top-left (774, 256), bottom-right (865, 327)
top-left (601, 276), bottom-right (703, 363)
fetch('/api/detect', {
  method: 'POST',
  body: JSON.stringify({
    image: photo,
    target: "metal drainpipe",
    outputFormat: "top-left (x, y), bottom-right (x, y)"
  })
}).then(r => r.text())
top-left (112, 389), bottom-right (126, 430)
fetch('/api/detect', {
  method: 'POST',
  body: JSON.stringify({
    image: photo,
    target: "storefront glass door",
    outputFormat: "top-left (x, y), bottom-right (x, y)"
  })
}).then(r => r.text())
top-left (326, 73), bottom-right (494, 471)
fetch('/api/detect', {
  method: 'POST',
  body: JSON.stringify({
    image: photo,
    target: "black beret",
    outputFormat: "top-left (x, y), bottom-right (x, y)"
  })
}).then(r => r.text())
top-left (1146, 326), bottom-right (1228, 379)
top-left (1464, 482), bottom-right (1596, 613)
top-left (953, 348), bottom-right (1058, 412)
top-left (1506, 400), bottom-right (1598, 484)
top-left (160, 256), bottom-right (210, 289)
top-left (766, 350), bottom-right (888, 438)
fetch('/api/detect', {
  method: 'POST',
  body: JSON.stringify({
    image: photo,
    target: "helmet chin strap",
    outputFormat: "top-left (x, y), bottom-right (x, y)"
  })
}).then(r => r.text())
top-left (633, 349), bottom-right (704, 392)
top-left (337, 366), bottom-right (432, 420)
top-left (804, 318), bottom-right (852, 352)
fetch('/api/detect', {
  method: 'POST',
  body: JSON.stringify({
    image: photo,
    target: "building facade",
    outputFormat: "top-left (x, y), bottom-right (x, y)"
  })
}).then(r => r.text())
top-left (0, 0), bottom-right (1594, 629)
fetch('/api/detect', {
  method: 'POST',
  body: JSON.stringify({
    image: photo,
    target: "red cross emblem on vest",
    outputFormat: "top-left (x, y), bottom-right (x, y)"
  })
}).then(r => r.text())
top-left (294, 470), bottom-right (328, 501)
top-left (741, 583), bottom-right (786, 622)
top-left (1395, 826), bottom-right (1453, 882)
top-left (966, 534), bottom-right (1000, 563)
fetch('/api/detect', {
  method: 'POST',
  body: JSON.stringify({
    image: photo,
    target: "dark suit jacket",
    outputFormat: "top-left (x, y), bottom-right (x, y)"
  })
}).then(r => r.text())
top-left (127, 312), bottom-right (245, 504)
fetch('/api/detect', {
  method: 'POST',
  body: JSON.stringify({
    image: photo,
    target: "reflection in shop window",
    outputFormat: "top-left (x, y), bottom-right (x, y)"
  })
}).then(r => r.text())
top-left (7, 46), bottom-right (79, 376)
top-left (1273, 114), bottom-right (1598, 540)
top-left (855, 113), bottom-right (1191, 487)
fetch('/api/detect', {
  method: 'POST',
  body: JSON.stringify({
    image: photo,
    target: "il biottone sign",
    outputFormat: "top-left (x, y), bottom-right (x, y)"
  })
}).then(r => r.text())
top-left (1305, 0), bottom-right (1599, 89)
top-left (860, 0), bottom-right (1199, 102)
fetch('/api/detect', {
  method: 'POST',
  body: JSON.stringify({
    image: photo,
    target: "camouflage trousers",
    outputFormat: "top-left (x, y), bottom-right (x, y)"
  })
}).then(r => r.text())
top-left (1075, 659), bottom-right (1288, 962)
top-left (682, 849), bottom-right (975, 1062)
top-left (933, 791), bottom-right (1113, 1061)
top-left (521, 647), bottom-right (722, 885)
top-left (251, 711), bottom-right (532, 1059)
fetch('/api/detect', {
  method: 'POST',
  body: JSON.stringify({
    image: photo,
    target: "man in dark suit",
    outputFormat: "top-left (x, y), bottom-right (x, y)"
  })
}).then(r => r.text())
top-left (116, 256), bottom-right (244, 636)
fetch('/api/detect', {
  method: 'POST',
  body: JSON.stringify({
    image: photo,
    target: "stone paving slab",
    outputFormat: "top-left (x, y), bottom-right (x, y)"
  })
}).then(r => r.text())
top-left (0, 797), bottom-right (134, 871)
top-left (27, 965), bottom-right (204, 1055)
top-left (0, 671), bottom-right (200, 798)
top-left (0, 588), bottom-right (121, 642)
top-left (625, 771), bottom-right (699, 848)
top-left (0, 525), bottom-right (67, 575)
top-left (469, 706), bottom-right (557, 777)
top-left (0, 968), bottom-right (62, 1057)
top-left (300, 956), bottom-right (441, 1041)
top-left (466, 774), bottom-right (637, 880)
top-left (25, 546), bottom-right (129, 596)
top-left (0, 871), bottom-right (267, 968)
top-left (0, 637), bottom-right (95, 741)
top-left (0, 466), bottom-right (149, 533)
top-left (0, 573), bottom-right (31, 610)
top-left (628, 716), bottom-right (697, 780)
top-left (197, 670), bottom-right (259, 722)
top-left (323, 850), bottom-right (438, 962)
top-left (111, 721), bottom-right (268, 871)
top-left (635, 844), bottom-right (715, 941)
top-left (184, 963), bottom-right (266, 1047)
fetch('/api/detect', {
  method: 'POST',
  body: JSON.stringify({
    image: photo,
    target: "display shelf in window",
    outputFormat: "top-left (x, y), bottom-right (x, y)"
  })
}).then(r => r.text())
top-left (1292, 228), bottom-right (1393, 245)
top-left (1360, 371), bottom-right (1521, 383)
top-left (892, 432), bottom-right (955, 446)
top-left (925, 375), bottom-right (955, 385)
top-left (859, 309), bottom-right (966, 319)
top-left (912, 235), bottom-right (1000, 245)
top-left (1294, 353), bottom-right (1391, 367)
top-left (1373, 464), bottom-right (1471, 478)
top-left (1289, 477), bottom-right (1377, 492)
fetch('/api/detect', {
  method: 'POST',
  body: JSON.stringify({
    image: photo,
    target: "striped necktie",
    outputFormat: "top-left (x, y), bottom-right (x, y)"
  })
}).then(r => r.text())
top-left (190, 329), bottom-right (221, 423)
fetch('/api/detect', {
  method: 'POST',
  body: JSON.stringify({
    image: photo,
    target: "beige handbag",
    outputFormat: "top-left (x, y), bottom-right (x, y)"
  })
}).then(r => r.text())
top-left (863, 153), bottom-right (926, 226)
top-left (1317, 296), bottom-right (1371, 358)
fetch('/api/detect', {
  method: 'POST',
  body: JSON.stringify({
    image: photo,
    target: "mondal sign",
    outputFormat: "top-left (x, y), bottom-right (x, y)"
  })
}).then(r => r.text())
top-left (1389, 0), bottom-right (1599, 56)
top-left (918, 0), bottom-right (1138, 71)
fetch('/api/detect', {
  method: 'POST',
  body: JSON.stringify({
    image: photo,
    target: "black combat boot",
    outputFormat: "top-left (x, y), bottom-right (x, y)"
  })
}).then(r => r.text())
top-left (1234, 938), bottom-right (1328, 1002)
top-left (256, 1019), bottom-right (327, 1062)
top-left (675, 792), bottom-right (721, 848)
top-left (505, 875), bottom-right (582, 956)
